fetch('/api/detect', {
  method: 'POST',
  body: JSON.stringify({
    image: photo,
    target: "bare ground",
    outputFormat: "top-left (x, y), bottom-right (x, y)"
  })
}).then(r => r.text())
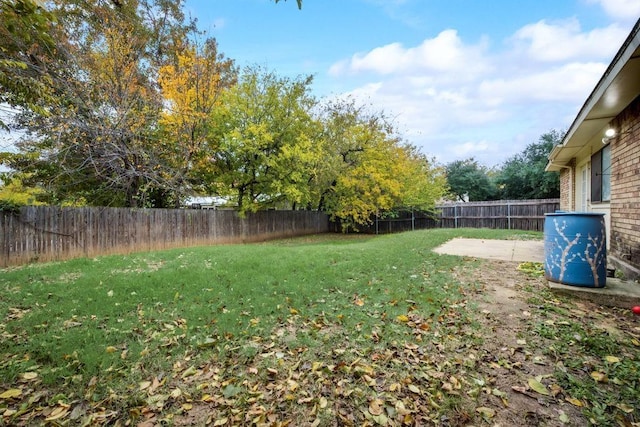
top-left (456, 258), bottom-right (639, 427)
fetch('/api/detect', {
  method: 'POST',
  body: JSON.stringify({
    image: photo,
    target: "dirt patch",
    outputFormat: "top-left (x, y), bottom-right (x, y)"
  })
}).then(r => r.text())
top-left (457, 259), bottom-right (637, 427)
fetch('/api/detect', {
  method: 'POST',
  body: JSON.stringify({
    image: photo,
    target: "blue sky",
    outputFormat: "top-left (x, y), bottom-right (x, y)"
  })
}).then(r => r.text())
top-left (185, 0), bottom-right (639, 167)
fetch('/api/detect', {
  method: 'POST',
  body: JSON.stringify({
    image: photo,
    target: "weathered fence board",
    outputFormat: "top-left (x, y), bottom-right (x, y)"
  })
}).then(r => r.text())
top-left (1, 207), bottom-right (329, 267)
top-left (333, 199), bottom-right (560, 234)
top-left (1, 199), bottom-right (559, 266)
top-left (437, 199), bottom-right (560, 231)
top-left (331, 210), bottom-right (439, 234)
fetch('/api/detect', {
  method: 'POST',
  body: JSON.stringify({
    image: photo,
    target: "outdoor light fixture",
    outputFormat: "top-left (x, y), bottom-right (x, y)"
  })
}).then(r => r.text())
top-left (602, 128), bottom-right (616, 144)
top-left (602, 127), bottom-right (632, 144)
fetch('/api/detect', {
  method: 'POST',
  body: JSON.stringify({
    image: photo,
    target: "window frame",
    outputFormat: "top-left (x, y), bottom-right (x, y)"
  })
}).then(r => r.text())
top-left (590, 144), bottom-right (611, 203)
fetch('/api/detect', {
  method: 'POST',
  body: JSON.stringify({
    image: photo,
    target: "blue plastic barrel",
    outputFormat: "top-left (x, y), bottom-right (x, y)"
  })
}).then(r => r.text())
top-left (544, 212), bottom-right (607, 287)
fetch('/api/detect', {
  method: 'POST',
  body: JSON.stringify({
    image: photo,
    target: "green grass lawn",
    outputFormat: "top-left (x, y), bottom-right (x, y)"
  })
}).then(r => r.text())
top-left (0, 228), bottom-right (637, 426)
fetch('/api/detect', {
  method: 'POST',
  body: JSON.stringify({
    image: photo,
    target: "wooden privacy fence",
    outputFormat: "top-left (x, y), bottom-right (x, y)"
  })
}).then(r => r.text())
top-left (1, 207), bottom-right (329, 267)
top-left (332, 199), bottom-right (559, 235)
top-left (331, 210), bottom-right (438, 234)
top-left (437, 199), bottom-right (560, 231)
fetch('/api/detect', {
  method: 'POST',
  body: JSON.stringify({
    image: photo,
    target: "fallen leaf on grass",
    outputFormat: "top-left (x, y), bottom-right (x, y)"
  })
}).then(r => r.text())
top-left (0, 389), bottom-right (21, 399)
top-left (549, 383), bottom-right (563, 397)
top-left (532, 356), bottom-right (546, 365)
top-left (527, 378), bottom-right (549, 396)
top-left (45, 405), bottom-right (69, 421)
top-left (371, 413), bottom-right (388, 424)
top-left (150, 376), bottom-right (163, 393)
top-left (407, 384), bottom-right (421, 394)
top-left (147, 393), bottom-right (169, 409)
top-left (615, 403), bottom-right (634, 413)
top-left (363, 374), bottom-right (376, 387)
top-left (476, 407), bottom-right (495, 418)
top-left (565, 397), bottom-right (583, 407)
top-left (222, 385), bottom-right (242, 398)
top-left (395, 400), bottom-right (411, 416)
top-left (319, 397), bottom-right (328, 409)
top-left (396, 314), bottom-right (409, 323)
top-left (181, 366), bottom-right (198, 378)
top-left (590, 371), bottom-right (608, 383)
top-left (492, 388), bottom-right (509, 407)
top-left (559, 411), bottom-right (570, 424)
top-left (63, 319), bottom-right (82, 328)
top-left (369, 398), bottom-right (384, 416)
top-left (197, 337), bottom-right (216, 348)
top-left (20, 372), bottom-right (38, 381)
top-left (604, 355), bottom-right (620, 363)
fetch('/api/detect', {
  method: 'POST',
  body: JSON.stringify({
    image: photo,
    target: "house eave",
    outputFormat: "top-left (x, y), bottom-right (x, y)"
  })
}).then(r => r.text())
top-left (546, 18), bottom-right (640, 170)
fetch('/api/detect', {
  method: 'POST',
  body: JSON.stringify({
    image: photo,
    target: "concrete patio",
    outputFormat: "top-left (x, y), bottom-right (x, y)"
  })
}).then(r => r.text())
top-left (433, 238), bottom-right (640, 308)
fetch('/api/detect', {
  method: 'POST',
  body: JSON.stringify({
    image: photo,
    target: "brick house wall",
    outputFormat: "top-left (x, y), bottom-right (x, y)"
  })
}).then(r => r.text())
top-left (609, 94), bottom-right (640, 276)
top-left (559, 158), bottom-right (575, 211)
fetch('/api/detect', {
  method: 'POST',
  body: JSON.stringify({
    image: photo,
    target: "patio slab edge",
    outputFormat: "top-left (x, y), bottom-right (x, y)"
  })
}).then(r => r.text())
top-left (548, 278), bottom-right (640, 309)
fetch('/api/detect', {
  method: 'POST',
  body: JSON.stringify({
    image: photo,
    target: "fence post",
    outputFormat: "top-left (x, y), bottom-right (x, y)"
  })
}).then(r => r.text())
top-left (454, 204), bottom-right (458, 229)
top-left (507, 202), bottom-right (511, 230)
top-left (411, 208), bottom-right (415, 231)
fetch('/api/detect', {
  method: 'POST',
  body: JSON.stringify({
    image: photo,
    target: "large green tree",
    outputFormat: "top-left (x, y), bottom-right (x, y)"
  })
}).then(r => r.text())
top-left (0, 0), bottom-right (58, 129)
top-left (2, 0), bottom-right (197, 207)
top-left (1, 0), bottom-right (450, 223)
top-left (497, 130), bottom-right (561, 200)
top-left (445, 158), bottom-right (497, 201)
top-left (205, 66), bottom-right (320, 213)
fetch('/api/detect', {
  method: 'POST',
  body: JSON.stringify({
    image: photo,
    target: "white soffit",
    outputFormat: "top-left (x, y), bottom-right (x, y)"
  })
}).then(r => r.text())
top-left (547, 19), bottom-right (640, 171)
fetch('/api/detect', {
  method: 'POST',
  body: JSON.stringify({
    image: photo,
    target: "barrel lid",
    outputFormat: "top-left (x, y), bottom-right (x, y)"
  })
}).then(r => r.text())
top-left (544, 211), bottom-right (605, 217)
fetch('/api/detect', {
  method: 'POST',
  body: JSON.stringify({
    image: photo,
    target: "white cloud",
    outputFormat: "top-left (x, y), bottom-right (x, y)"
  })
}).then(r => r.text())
top-left (451, 141), bottom-right (490, 157)
top-left (587, 0), bottom-right (640, 21)
top-left (326, 14), bottom-right (633, 165)
top-left (350, 42), bottom-right (407, 75)
top-left (478, 61), bottom-right (607, 105)
top-left (510, 18), bottom-right (629, 62)
top-left (330, 30), bottom-right (490, 76)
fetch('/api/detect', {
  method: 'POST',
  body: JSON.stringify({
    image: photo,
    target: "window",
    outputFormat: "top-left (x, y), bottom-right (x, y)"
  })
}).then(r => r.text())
top-left (591, 144), bottom-right (611, 202)
top-left (580, 166), bottom-right (587, 211)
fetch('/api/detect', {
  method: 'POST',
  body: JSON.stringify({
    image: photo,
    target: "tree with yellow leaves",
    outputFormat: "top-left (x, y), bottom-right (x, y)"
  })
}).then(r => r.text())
top-left (158, 38), bottom-right (236, 195)
top-left (311, 99), bottom-right (447, 230)
top-left (2, 0), bottom-right (196, 207)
